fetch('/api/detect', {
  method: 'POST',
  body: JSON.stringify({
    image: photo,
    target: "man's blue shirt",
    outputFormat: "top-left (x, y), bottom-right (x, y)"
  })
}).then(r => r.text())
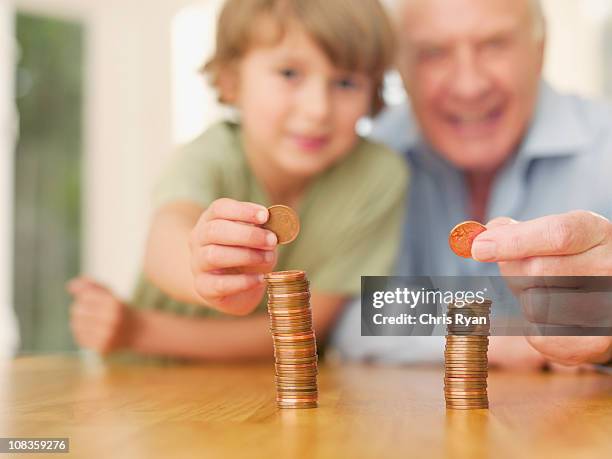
top-left (330, 82), bottom-right (612, 362)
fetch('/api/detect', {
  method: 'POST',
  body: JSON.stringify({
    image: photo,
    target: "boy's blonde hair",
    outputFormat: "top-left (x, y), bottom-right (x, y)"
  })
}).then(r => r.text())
top-left (203, 0), bottom-right (397, 114)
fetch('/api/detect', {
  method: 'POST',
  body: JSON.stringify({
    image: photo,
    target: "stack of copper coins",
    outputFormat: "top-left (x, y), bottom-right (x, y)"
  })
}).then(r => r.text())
top-left (444, 300), bottom-right (492, 410)
top-left (265, 270), bottom-right (318, 409)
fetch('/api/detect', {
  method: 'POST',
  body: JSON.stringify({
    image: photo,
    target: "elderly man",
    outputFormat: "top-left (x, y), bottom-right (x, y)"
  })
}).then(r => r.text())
top-left (331, 0), bottom-right (612, 369)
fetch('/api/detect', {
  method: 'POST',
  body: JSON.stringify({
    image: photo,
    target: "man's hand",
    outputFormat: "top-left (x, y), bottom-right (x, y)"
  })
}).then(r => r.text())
top-left (487, 336), bottom-right (547, 370)
top-left (67, 277), bottom-right (134, 355)
top-left (189, 198), bottom-right (278, 315)
top-left (471, 210), bottom-right (612, 366)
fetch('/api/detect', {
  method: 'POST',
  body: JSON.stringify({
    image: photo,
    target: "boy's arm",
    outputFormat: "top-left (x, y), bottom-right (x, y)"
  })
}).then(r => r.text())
top-left (126, 292), bottom-right (347, 361)
top-left (143, 201), bottom-right (205, 306)
top-left (69, 276), bottom-right (347, 361)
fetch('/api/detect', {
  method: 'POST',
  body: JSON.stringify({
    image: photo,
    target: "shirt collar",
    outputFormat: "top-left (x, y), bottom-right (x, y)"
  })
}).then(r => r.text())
top-left (518, 81), bottom-right (590, 159)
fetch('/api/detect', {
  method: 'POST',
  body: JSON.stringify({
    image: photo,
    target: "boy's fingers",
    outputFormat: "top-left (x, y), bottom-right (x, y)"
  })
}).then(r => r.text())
top-left (66, 277), bottom-right (109, 295)
top-left (203, 198), bottom-right (268, 225)
top-left (66, 277), bottom-right (93, 294)
top-left (214, 285), bottom-right (267, 316)
top-left (196, 219), bottom-right (277, 249)
top-left (194, 272), bottom-right (265, 301)
top-left (193, 245), bottom-right (275, 271)
top-left (74, 290), bottom-right (109, 308)
top-left (71, 303), bottom-right (103, 320)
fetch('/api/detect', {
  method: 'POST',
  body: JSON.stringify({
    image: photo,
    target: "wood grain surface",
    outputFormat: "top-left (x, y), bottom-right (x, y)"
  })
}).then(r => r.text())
top-left (1, 355), bottom-right (611, 459)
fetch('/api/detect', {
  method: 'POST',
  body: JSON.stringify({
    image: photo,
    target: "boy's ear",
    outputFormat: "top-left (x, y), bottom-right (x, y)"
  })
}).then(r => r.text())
top-left (217, 64), bottom-right (240, 105)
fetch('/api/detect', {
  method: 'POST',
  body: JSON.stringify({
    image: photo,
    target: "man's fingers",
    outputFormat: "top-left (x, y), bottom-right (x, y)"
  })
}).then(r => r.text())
top-left (499, 243), bottom-right (612, 277)
top-left (486, 216), bottom-right (517, 229)
top-left (472, 211), bottom-right (609, 262)
top-left (526, 335), bottom-right (612, 366)
top-left (203, 198), bottom-right (268, 225)
top-left (520, 288), bottom-right (612, 327)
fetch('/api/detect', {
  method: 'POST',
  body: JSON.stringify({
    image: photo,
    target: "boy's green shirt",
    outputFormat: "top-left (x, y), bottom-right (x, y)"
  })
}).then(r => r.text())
top-left (132, 121), bottom-right (408, 318)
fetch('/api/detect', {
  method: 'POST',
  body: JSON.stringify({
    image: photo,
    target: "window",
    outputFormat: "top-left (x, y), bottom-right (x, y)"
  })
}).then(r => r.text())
top-left (13, 12), bottom-right (84, 353)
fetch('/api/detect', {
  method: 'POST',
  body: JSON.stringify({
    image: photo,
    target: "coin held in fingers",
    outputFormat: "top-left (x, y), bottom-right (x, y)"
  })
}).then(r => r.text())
top-left (449, 221), bottom-right (487, 258)
top-left (262, 205), bottom-right (300, 245)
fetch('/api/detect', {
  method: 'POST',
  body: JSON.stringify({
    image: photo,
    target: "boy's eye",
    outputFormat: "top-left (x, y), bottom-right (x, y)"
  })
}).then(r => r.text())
top-left (279, 68), bottom-right (299, 79)
top-left (335, 77), bottom-right (358, 89)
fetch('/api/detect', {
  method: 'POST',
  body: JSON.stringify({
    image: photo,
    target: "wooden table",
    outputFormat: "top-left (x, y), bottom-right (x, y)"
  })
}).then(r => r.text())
top-left (1, 355), bottom-right (611, 458)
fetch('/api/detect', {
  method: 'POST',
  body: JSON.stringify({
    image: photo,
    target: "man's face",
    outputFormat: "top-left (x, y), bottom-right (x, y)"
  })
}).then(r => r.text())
top-left (398, 0), bottom-right (545, 172)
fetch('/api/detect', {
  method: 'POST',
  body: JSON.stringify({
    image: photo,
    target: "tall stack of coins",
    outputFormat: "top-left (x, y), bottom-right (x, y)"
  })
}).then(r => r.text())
top-left (444, 300), bottom-right (492, 410)
top-left (265, 270), bottom-right (318, 409)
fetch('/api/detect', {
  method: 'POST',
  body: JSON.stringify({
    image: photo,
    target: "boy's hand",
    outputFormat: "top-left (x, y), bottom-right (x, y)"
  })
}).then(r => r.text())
top-left (189, 198), bottom-right (278, 315)
top-left (67, 277), bottom-right (133, 354)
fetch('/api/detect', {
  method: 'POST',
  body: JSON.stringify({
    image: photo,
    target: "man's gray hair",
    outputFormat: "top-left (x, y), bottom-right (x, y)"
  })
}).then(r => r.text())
top-left (387, 0), bottom-right (546, 40)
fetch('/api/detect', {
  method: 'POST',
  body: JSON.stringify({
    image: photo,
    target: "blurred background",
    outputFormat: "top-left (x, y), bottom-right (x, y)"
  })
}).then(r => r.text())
top-left (1, 0), bottom-right (611, 357)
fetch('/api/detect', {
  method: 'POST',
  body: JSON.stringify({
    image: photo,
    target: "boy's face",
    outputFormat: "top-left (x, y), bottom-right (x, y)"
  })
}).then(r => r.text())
top-left (229, 22), bottom-right (373, 179)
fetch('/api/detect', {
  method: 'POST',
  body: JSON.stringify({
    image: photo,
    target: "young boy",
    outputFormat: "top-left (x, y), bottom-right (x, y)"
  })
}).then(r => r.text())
top-left (68, 0), bottom-right (408, 361)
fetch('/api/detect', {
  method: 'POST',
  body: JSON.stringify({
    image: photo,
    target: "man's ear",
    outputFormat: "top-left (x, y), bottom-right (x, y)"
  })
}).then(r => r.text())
top-left (536, 20), bottom-right (547, 73)
top-left (217, 63), bottom-right (240, 105)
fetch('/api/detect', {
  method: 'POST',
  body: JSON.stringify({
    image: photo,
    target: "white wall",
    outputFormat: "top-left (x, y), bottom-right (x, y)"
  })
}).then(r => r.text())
top-left (541, 0), bottom-right (610, 98)
top-left (15, 0), bottom-right (197, 299)
top-left (0, 1), bottom-right (20, 358)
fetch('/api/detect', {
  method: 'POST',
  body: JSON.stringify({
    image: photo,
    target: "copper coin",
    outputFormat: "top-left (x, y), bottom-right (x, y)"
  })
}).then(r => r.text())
top-left (448, 221), bottom-right (487, 258)
top-left (276, 397), bottom-right (318, 402)
top-left (445, 390), bottom-right (488, 395)
top-left (276, 362), bottom-right (318, 369)
top-left (276, 372), bottom-right (318, 378)
top-left (276, 387), bottom-right (318, 393)
top-left (445, 367), bottom-right (488, 371)
top-left (275, 355), bottom-right (317, 361)
top-left (445, 370), bottom-right (488, 374)
top-left (273, 332), bottom-right (315, 341)
top-left (446, 407), bottom-right (489, 411)
top-left (277, 402), bottom-right (318, 409)
top-left (444, 355), bottom-right (488, 359)
top-left (268, 292), bottom-right (310, 300)
top-left (275, 378), bottom-right (317, 384)
top-left (445, 385), bottom-right (488, 390)
top-left (446, 336), bottom-right (489, 341)
top-left (445, 354), bottom-right (488, 358)
top-left (275, 376), bottom-right (316, 381)
top-left (262, 205), bottom-right (300, 245)
top-left (445, 400), bottom-right (489, 405)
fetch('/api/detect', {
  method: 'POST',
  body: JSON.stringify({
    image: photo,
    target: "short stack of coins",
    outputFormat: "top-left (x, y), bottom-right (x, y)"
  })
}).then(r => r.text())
top-left (265, 270), bottom-right (318, 409)
top-left (444, 299), bottom-right (492, 410)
